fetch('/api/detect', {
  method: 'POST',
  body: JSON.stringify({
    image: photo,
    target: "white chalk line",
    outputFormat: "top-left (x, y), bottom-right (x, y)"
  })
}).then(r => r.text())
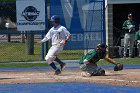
top-left (10, 74), bottom-right (140, 83)
top-left (129, 72), bottom-right (140, 74)
top-left (106, 71), bottom-right (140, 75)
top-left (13, 77), bottom-right (140, 83)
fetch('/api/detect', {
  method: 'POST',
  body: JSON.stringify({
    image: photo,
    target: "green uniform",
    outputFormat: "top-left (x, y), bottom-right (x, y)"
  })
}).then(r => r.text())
top-left (135, 30), bottom-right (140, 40)
top-left (122, 20), bottom-right (136, 57)
top-left (79, 50), bottom-right (100, 64)
top-left (135, 30), bottom-right (140, 56)
top-left (122, 20), bottom-right (136, 33)
top-left (79, 49), bottom-right (106, 75)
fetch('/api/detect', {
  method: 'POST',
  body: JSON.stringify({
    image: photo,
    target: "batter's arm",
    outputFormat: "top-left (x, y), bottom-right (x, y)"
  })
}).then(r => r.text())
top-left (60, 27), bottom-right (71, 45)
top-left (64, 27), bottom-right (71, 42)
top-left (65, 35), bottom-right (71, 42)
top-left (37, 30), bottom-right (51, 44)
top-left (60, 35), bottom-right (71, 45)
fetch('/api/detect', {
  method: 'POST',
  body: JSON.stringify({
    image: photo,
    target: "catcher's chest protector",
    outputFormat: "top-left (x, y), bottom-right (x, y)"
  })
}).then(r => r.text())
top-left (79, 50), bottom-right (103, 64)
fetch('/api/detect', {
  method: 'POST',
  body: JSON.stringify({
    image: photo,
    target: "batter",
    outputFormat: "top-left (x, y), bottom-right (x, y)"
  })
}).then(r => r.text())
top-left (37, 15), bottom-right (71, 75)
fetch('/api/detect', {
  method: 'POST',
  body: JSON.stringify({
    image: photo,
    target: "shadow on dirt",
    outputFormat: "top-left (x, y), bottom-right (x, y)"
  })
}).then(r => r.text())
top-left (0, 78), bottom-right (15, 80)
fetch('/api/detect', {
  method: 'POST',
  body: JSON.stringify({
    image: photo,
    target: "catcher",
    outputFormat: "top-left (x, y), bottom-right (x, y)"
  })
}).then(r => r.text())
top-left (79, 43), bottom-right (123, 77)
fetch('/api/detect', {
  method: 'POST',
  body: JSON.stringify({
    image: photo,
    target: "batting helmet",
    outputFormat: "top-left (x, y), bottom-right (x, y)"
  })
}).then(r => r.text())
top-left (50, 15), bottom-right (60, 22)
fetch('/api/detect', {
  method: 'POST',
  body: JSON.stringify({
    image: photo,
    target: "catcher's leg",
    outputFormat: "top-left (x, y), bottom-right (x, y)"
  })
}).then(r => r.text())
top-left (80, 64), bottom-right (92, 77)
top-left (80, 64), bottom-right (104, 77)
top-left (92, 67), bottom-right (105, 76)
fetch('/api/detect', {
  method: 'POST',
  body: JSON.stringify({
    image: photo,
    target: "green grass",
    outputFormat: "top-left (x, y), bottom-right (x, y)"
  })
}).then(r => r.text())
top-left (0, 42), bottom-right (42, 62)
top-left (0, 42), bottom-right (84, 62)
top-left (0, 42), bottom-right (140, 68)
top-left (98, 58), bottom-right (140, 66)
top-left (58, 50), bottom-right (84, 60)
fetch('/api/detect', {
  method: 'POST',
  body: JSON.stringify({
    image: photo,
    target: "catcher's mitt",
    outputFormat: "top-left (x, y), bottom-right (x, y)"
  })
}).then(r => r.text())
top-left (114, 63), bottom-right (123, 71)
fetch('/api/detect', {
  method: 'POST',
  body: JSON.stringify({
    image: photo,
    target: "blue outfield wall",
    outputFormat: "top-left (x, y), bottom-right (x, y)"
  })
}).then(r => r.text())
top-left (50, 0), bottom-right (106, 50)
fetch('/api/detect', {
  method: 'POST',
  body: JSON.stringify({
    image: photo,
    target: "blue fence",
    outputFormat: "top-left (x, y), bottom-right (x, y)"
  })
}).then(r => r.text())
top-left (50, 0), bottom-right (106, 49)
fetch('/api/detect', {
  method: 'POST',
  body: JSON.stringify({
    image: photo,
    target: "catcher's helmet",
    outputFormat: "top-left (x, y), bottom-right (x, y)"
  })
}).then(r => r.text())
top-left (97, 43), bottom-right (107, 51)
top-left (50, 15), bottom-right (60, 22)
top-left (96, 43), bottom-right (107, 59)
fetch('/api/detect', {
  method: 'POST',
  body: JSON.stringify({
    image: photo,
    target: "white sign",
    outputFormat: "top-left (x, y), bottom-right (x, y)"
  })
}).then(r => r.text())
top-left (16, 0), bottom-right (45, 31)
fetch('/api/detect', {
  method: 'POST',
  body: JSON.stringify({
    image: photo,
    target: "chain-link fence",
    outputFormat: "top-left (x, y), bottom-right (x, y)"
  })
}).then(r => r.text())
top-left (0, 0), bottom-right (105, 62)
top-left (0, 2), bottom-right (44, 62)
top-left (0, 1), bottom-right (84, 62)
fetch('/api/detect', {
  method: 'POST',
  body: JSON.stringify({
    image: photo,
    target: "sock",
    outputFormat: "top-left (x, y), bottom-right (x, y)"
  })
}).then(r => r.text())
top-left (55, 57), bottom-right (63, 64)
top-left (49, 62), bottom-right (57, 70)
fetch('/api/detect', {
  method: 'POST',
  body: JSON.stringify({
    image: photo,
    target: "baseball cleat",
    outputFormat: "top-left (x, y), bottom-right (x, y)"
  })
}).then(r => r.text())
top-left (60, 63), bottom-right (66, 71)
top-left (54, 69), bottom-right (61, 75)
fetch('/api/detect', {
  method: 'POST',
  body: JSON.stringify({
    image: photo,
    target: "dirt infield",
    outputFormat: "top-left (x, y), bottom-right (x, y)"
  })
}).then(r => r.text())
top-left (0, 69), bottom-right (140, 86)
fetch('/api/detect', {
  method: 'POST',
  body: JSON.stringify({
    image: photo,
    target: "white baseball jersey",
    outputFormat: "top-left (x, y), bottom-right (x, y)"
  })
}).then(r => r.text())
top-left (41, 25), bottom-right (71, 45)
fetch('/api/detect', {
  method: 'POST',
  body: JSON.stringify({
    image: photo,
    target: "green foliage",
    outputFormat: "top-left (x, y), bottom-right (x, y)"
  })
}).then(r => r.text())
top-left (98, 58), bottom-right (140, 66)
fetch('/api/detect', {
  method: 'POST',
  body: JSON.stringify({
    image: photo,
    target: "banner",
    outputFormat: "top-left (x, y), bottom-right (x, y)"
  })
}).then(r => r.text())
top-left (16, 0), bottom-right (45, 31)
top-left (50, 0), bottom-right (106, 49)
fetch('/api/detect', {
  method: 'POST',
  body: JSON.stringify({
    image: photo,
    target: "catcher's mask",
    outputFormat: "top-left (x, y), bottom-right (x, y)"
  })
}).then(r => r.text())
top-left (97, 43), bottom-right (107, 51)
top-left (96, 43), bottom-right (107, 58)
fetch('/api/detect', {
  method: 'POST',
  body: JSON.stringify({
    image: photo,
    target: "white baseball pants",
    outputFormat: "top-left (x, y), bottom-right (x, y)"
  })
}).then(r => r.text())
top-left (45, 45), bottom-right (63, 64)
